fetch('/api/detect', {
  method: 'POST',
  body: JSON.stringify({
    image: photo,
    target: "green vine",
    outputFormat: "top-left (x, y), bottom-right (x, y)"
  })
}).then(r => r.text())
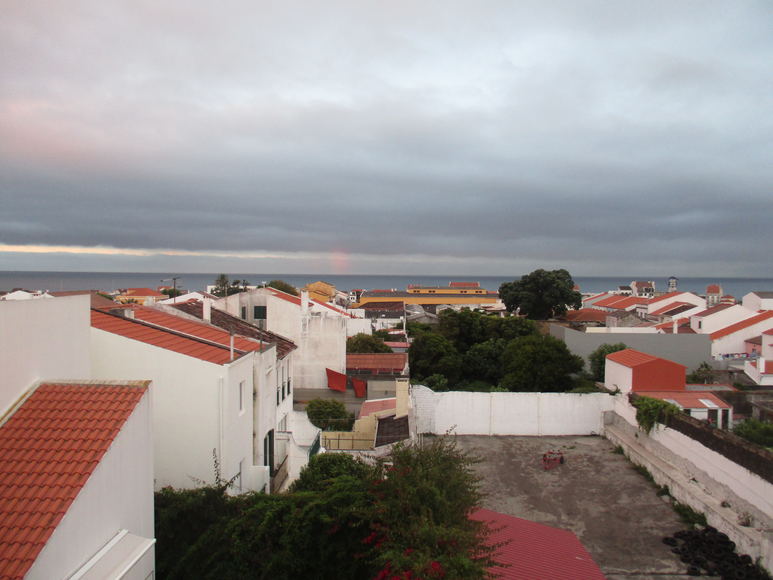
top-left (632, 396), bottom-right (681, 434)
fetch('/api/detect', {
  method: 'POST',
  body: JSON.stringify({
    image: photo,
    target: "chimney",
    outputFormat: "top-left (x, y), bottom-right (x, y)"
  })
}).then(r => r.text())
top-left (673, 319), bottom-right (678, 334)
top-left (203, 298), bottom-right (212, 322)
top-left (301, 290), bottom-right (310, 316)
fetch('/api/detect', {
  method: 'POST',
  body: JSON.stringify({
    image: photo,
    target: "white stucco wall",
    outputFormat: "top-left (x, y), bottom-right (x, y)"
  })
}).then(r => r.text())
top-left (412, 388), bottom-right (614, 436)
top-left (0, 295), bottom-right (91, 415)
top-left (742, 293), bottom-right (773, 312)
top-left (27, 386), bottom-right (154, 580)
top-left (690, 305), bottom-right (756, 334)
top-left (646, 293), bottom-right (706, 315)
top-left (604, 360), bottom-right (633, 393)
top-left (91, 328), bottom-right (263, 491)
top-left (712, 317), bottom-right (773, 357)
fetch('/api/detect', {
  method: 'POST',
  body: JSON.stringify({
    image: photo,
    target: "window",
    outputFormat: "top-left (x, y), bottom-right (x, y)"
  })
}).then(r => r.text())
top-left (254, 305), bottom-right (267, 319)
top-left (240, 306), bottom-right (246, 319)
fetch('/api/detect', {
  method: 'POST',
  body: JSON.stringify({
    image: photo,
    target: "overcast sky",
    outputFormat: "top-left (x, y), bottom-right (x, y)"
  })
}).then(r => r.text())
top-left (1, 1), bottom-right (771, 276)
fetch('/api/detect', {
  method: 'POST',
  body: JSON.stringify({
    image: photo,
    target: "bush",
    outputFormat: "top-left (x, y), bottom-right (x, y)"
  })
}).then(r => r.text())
top-left (347, 333), bottom-right (392, 353)
top-left (588, 343), bottom-right (627, 382)
top-left (306, 399), bottom-right (354, 431)
top-left (290, 453), bottom-right (375, 493)
top-left (733, 418), bottom-right (773, 448)
top-left (632, 396), bottom-right (681, 434)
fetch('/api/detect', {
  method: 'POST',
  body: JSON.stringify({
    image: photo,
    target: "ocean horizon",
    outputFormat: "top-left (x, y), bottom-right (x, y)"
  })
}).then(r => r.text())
top-left (1, 270), bottom-right (771, 300)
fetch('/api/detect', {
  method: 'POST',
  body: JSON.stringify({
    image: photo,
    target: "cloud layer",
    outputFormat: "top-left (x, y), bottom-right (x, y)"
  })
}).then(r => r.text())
top-left (1, 1), bottom-right (771, 275)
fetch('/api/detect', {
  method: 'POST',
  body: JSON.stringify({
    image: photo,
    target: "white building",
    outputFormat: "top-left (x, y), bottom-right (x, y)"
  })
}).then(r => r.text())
top-left (0, 296), bottom-right (155, 579)
top-left (710, 311), bottom-right (773, 359)
top-left (91, 306), bottom-right (295, 492)
top-left (689, 304), bottom-right (757, 334)
top-left (742, 291), bottom-right (773, 312)
top-left (744, 329), bottom-right (773, 386)
top-left (643, 291), bottom-right (706, 317)
top-left (0, 380), bottom-right (155, 580)
top-left (215, 288), bottom-right (347, 389)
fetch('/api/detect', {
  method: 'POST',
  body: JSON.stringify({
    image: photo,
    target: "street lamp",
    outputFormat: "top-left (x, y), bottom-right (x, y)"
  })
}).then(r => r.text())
top-left (160, 277), bottom-right (180, 304)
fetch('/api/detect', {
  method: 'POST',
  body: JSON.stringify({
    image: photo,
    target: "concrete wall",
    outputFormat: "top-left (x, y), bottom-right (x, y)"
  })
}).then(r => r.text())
top-left (28, 386), bottom-right (154, 580)
top-left (551, 324), bottom-right (711, 369)
top-left (605, 396), bottom-right (773, 571)
top-left (0, 295), bottom-right (91, 415)
top-left (412, 386), bottom-right (614, 436)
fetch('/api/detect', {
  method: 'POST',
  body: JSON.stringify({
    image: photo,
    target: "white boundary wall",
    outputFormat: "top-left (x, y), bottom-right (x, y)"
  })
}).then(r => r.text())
top-left (412, 386), bottom-right (614, 436)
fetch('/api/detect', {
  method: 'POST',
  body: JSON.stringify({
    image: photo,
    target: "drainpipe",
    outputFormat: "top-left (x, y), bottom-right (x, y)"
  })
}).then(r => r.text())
top-left (230, 332), bottom-right (235, 361)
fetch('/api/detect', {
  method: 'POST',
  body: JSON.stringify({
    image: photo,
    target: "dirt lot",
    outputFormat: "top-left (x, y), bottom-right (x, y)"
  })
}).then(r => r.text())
top-left (452, 435), bottom-right (692, 580)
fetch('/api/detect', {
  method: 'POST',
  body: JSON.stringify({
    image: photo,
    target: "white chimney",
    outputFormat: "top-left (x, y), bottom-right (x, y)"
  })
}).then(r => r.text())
top-left (203, 298), bottom-right (212, 322)
top-left (673, 319), bottom-right (678, 333)
top-left (301, 290), bottom-right (310, 316)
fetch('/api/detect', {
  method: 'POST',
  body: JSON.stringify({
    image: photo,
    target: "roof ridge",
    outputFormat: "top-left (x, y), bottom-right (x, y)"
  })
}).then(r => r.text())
top-left (93, 309), bottom-right (251, 358)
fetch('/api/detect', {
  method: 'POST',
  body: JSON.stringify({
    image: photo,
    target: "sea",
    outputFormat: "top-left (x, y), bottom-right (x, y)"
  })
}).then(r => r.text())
top-left (1, 271), bottom-right (772, 299)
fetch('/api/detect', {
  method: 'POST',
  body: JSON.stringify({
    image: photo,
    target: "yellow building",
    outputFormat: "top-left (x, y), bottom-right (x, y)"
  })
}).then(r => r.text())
top-left (353, 282), bottom-right (498, 308)
top-left (303, 280), bottom-right (337, 303)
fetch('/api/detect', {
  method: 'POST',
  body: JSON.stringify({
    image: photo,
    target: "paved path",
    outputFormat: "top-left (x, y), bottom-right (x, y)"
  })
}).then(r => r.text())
top-left (452, 435), bottom-right (691, 580)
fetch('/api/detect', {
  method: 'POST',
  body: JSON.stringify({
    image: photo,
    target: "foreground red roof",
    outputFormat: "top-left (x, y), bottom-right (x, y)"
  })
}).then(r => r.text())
top-left (710, 311), bottom-right (773, 340)
top-left (91, 310), bottom-right (255, 365)
top-left (606, 348), bottom-right (661, 367)
top-left (0, 382), bottom-right (147, 579)
top-left (359, 398), bottom-right (397, 418)
top-left (470, 508), bottom-right (605, 580)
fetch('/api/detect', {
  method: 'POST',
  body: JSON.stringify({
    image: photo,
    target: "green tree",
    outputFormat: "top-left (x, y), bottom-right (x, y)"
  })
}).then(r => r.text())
top-left (161, 287), bottom-right (184, 298)
top-left (213, 274), bottom-right (230, 297)
top-left (290, 452), bottom-right (376, 493)
top-left (499, 269), bottom-right (582, 319)
top-left (462, 338), bottom-right (508, 385)
top-left (267, 279), bottom-right (298, 296)
top-left (588, 343), bottom-right (628, 382)
top-left (306, 399), bottom-right (354, 431)
top-left (500, 334), bottom-right (584, 392)
top-left (733, 418), bottom-right (773, 448)
top-left (686, 362), bottom-right (714, 384)
top-left (346, 333), bottom-right (392, 353)
top-left (409, 333), bottom-right (462, 384)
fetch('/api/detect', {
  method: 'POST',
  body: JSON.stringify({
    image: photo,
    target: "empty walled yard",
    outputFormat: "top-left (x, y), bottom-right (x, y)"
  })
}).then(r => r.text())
top-left (451, 435), bottom-right (690, 580)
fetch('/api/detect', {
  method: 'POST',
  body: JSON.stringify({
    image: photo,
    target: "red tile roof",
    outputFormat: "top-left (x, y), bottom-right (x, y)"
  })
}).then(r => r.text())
top-left (606, 348), bottom-right (661, 367)
top-left (170, 301), bottom-right (296, 359)
top-left (470, 508), bottom-right (605, 580)
top-left (710, 311), bottom-right (773, 340)
top-left (346, 353), bottom-right (408, 373)
top-left (656, 320), bottom-right (696, 334)
top-left (359, 398), bottom-right (397, 418)
top-left (648, 291), bottom-right (687, 305)
top-left (449, 282), bottom-right (480, 288)
top-left (49, 290), bottom-right (117, 309)
top-left (649, 302), bottom-right (694, 316)
top-left (706, 284), bottom-right (722, 294)
top-left (0, 382), bottom-right (147, 579)
top-left (636, 391), bottom-right (731, 409)
top-left (592, 295), bottom-right (631, 308)
top-left (691, 303), bottom-right (733, 318)
top-left (91, 310), bottom-right (256, 365)
top-left (129, 306), bottom-right (264, 353)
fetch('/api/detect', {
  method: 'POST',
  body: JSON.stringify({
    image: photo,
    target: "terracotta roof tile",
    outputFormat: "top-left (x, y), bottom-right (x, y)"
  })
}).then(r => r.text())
top-left (346, 353), bottom-right (408, 373)
top-left (710, 311), bottom-right (773, 340)
top-left (636, 391), bottom-right (731, 409)
top-left (470, 508), bottom-right (605, 579)
top-left (91, 309), bottom-right (254, 365)
top-left (691, 303), bottom-right (733, 318)
top-left (0, 382), bottom-right (147, 579)
top-left (606, 348), bottom-right (662, 367)
top-left (648, 291), bottom-right (688, 305)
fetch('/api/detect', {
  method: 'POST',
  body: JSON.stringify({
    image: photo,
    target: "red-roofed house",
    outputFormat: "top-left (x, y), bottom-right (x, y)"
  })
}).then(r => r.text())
top-left (636, 390), bottom-right (732, 428)
top-left (91, 307), bottom-right (297, 492)
top-left (709, 311), bottom-right (773, 358)
top-left (605, 349), bottom-right (686, 393)
top-left (631, 280), bottom-right (656, 298)
top-left (689, 304), bottom-right (756, 334)
top-left (644, 292), bottom-right (705, 316)
top-left (470, 508), bottom-right (605, 580)
top-left (0, 381), bottom-right (154, 580)
top-left (215, 288), bottom-right (348, 390)
top-left (706, 284), bottom-right (723, 307)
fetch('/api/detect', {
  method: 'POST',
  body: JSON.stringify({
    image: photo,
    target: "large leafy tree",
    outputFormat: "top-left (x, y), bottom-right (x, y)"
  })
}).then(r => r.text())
top-left (499, 269), bottom-right (582, 319)
top-left (588, 343), bottom-right (628, 382)
top-left (306, 399), bottom-right (354, 431)
top-left (409, 333), bottom-right (462, 384)
top-left (500, 334), bottom-right (584, 392)
top-left (347, 333), bottom-right (392, 353)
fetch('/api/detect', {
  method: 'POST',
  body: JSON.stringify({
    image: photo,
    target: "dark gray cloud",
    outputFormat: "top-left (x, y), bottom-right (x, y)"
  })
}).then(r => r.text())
top-left (1, 1), bottom-right (771, 276)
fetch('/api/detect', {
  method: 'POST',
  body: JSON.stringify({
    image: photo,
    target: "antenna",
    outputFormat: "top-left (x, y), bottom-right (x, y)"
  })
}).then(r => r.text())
top-left (160, 276), bottom-right (181, 303)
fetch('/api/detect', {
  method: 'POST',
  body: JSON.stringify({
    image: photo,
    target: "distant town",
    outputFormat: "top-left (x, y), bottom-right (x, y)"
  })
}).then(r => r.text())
top-left (1, 271), bottom-right (771, 579)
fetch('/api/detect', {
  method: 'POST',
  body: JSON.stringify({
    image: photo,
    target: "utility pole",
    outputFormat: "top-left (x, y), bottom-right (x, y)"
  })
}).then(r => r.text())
top-left (160, 277), bottom-right (180, 303)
